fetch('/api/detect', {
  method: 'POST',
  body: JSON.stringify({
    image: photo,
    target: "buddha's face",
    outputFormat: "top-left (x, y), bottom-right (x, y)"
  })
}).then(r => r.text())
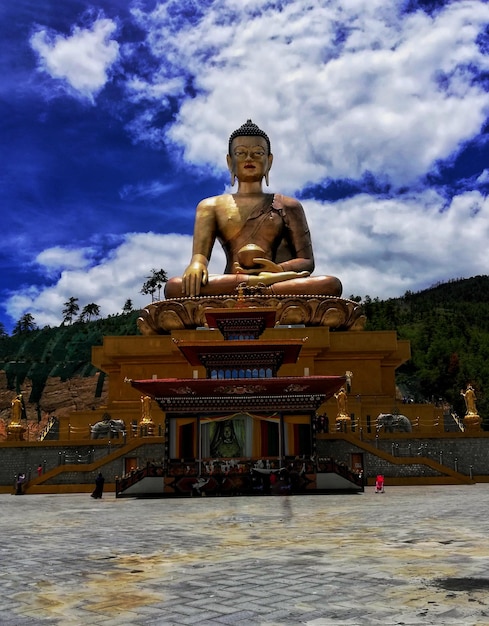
top-left (227, 135), bottom-right (273, 184)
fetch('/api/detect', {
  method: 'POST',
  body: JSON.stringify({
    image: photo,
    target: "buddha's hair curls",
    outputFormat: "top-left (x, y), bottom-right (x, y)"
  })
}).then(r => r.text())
top-left (228, 119), bottom-right (271, 154)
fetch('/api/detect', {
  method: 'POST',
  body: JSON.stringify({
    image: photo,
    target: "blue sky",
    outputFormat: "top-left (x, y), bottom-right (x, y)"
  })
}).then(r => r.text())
top-left (1, 0), bottom-right (489, 333)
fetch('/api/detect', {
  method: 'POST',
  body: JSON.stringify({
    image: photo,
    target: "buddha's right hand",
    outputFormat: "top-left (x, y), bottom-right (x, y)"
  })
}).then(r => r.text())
top-left (233, 258), bottom-right (283, 275)
top-left (182, 259), bottom-right (208, 297)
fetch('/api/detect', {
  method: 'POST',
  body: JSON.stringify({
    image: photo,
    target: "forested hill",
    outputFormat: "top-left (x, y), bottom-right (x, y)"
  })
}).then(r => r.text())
top-left (1, 275), bottom-right (488, 423)
top-left (363, 275), bottom-right (489, 423)
top-left (0, 311), bottom-right (140, 405)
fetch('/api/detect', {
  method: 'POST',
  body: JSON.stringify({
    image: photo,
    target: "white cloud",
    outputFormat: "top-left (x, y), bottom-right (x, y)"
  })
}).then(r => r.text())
top-left (5, 233), bottom-right (225, 328)
top-left (30, 17), bottom-right (119, 100)
top-left (477, 169), bottom-right (489, 184)
top-left (127, 0), bottom-right (489, 190)
top-left (307, 189), bottom-right (489, 298)
top-left (36, 246), bottom-right (94, 273)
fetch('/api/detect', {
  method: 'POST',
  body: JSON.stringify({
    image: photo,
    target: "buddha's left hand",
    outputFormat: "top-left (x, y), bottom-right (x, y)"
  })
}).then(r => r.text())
top-left (248, 271), bottom-right (310, 286)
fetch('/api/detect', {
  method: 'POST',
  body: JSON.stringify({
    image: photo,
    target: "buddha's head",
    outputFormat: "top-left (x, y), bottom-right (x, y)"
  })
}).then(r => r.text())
top-left (228, 119), bottom-right (270, 154)
top-left (223, 424), bottom-right (233, 442)
top-left (227, 119), bottom-right (273, 186)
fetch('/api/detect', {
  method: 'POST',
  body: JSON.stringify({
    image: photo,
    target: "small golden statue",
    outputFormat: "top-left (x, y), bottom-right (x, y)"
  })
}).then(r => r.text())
top-left (139, 395), bottom-right (155, 436)
top-left (461, 384), bottom-right (481, 430)
top-left (7, 394), bottom-right (26, 441)
top-left (334, 387), bottom-right (351, 431)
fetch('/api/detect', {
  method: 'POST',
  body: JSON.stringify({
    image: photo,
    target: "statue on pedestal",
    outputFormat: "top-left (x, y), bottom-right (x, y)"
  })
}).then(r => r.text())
top-left (461, 384), bottom-right (477, 415)
top-left (7, 394), bottom-right (26, 441)
top-left (334, 387), bottom-right (351, 431)
top-left (140, 395), bottom-right (155, 436)
top-left (165, 119), bottom-right (342, 300)
top-left (461, 384), bottom-right (481, 430)
top-left (138, 120), bottom-right (365, 334)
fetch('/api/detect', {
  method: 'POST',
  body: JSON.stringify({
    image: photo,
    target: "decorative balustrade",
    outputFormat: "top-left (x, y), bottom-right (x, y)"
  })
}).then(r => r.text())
top-left (38, 415), bottom-right (58, 441)
top-left (115, 455), bottom-right (363, 497)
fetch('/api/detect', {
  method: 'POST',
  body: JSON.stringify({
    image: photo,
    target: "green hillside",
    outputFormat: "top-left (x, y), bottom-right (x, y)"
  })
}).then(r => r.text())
top-left (0, 311), bottom-right (140, 404)
top-left (363, 275), bottom-right (489, 425)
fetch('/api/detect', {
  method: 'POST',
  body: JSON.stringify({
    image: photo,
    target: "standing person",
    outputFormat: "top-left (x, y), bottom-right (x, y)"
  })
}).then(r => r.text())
top-left (91, 472), bottom-right (105, 499)
top-left (15, 473), bottom-right (26, 495)
top-left (375, 474), bottom-right (385, 493)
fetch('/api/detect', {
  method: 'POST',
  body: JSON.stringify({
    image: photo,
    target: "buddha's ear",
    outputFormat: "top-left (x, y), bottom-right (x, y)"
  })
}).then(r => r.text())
top-left (226, 154), bottom-right (236, 186)
top-left (265, 153), bottom-right (273, 187)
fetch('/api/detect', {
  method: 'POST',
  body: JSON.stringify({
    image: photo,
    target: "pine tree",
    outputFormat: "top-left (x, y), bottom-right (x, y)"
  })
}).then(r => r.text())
top-left (79, 303), bottom-right (101, 322)
top-left (62, 297), bottom-right (80, 325)
top-left (13, 313), bottom-right (37, 335)
top-left (140, 269), bottom-right (168, 302)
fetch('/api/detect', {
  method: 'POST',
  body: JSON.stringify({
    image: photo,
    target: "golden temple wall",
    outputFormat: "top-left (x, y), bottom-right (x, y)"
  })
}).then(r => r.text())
top-left (58, 325), bottom-right (442, 438)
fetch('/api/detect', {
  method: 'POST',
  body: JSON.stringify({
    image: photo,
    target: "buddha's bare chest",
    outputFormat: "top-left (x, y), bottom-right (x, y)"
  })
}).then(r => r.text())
top-left (215, 197), bottom-right (280, 238)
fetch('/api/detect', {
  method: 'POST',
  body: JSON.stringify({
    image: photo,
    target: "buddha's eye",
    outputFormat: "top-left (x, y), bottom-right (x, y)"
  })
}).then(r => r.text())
top-left (234, 149), bottom-right (265, 160)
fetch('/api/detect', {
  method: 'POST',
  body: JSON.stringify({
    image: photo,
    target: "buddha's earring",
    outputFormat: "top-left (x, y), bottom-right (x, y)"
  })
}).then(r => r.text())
top-left (265, 172), bottom-right (270, 186)
top-left (230, 171), bottom-right (236, 186)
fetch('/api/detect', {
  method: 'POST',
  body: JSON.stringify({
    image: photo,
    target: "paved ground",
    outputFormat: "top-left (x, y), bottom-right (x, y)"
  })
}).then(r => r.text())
top-left (1, 485), bottom-right (489, 626)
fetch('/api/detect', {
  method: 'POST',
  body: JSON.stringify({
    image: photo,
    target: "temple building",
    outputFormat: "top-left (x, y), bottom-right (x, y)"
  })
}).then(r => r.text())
top-left (118, 305), bottom-right (362, 496)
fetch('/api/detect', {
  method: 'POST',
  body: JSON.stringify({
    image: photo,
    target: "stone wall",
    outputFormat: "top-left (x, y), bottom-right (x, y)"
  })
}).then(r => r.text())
top-left (373, 438), bottom-right (489, 477)
top-left (316, 436), bottom-right (489, 479)
top-left (0, 441), bottom-right (165, 488)
top-left (2, 436), bottom-right (488, 491)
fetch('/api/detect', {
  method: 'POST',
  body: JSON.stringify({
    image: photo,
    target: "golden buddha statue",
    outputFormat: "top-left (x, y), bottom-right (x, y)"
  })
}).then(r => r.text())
top-left (11, 395), bottom-right (23, 422)
top-left (139, 394), bottom-right (155, 436)
top-left (460, 384), bottom-right (481, 431)
top-left (334, 386), bottom-right (351, 432)
top-left (164, 119), bottom-right (342, 299)
top-left (7, 394), bottom-right (26, 441)
top-left (139, 120), bottom-right (365, 334)
top-left (461, 384), bottom-right (477, 415)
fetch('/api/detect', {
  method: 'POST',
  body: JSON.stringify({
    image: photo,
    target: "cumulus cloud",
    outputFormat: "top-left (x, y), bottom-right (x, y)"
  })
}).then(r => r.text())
top-left (5, 233), bottom-right (225, 328)
top-left (36, 246), bottom-right (94, 273)
top-left (127, 0), bottom-right (489, 191)
top-left (307, 189), bottom-right (489, 297)
top-left (30, 16), bottom-right (119, 100)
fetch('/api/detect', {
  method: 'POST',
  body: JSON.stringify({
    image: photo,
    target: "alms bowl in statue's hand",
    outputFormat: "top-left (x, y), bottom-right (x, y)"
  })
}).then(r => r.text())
top-left (237, 244), bottom-right (266, 269)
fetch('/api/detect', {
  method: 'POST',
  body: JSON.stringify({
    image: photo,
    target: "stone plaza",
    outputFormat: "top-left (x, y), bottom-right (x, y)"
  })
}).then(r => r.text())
top-left (2, 484), bottom-right (489, 625)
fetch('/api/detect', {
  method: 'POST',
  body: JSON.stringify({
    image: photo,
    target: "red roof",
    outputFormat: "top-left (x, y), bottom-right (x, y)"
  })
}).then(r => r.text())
top-left (174, 338), bottom-right (305, 367)
top-left (130, 375), bottom-right (345, 413)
